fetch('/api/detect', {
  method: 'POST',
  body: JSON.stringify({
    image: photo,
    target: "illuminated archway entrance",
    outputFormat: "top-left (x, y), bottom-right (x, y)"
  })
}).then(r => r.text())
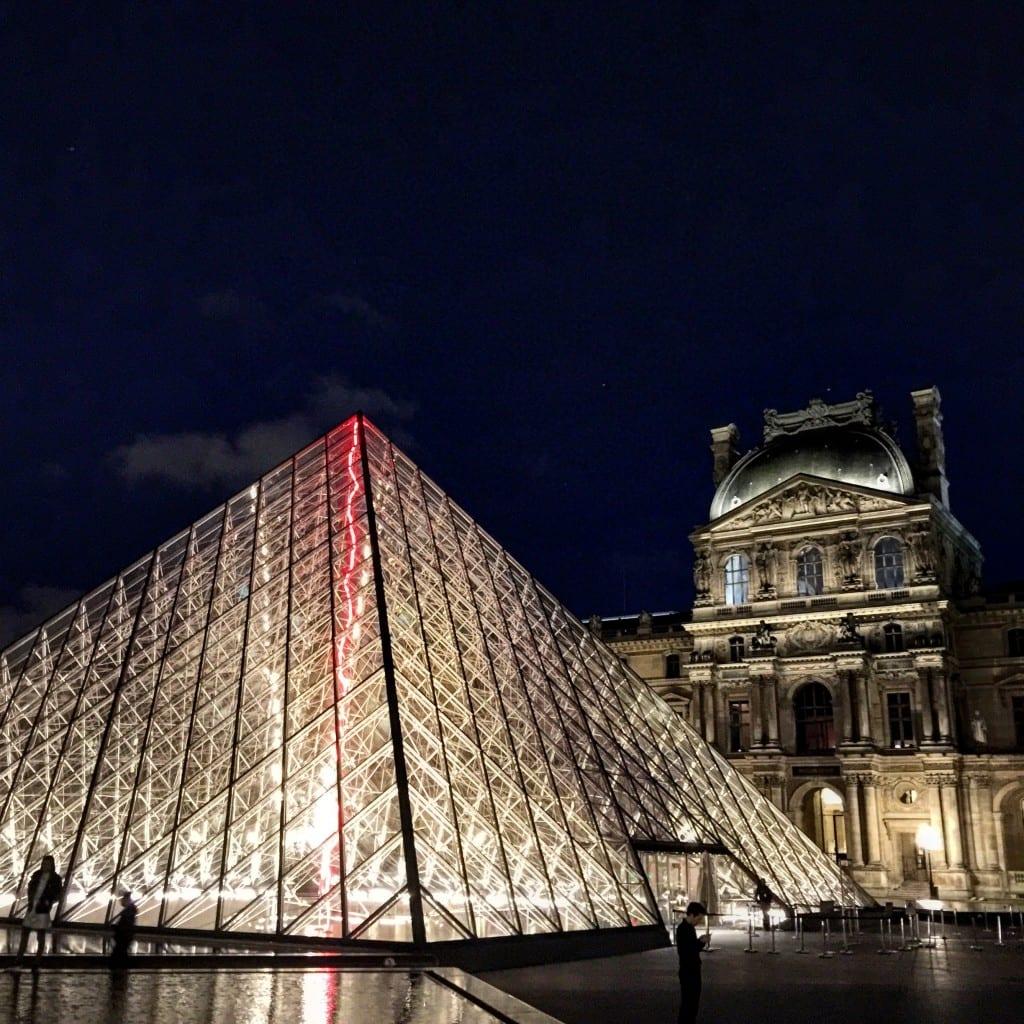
top-left (797, 787), bottom-right (847, 864)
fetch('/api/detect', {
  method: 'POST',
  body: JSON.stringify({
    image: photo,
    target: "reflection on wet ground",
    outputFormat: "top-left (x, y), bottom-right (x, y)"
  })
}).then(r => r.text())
top-left (0, 969), bottom-right (511, 1024)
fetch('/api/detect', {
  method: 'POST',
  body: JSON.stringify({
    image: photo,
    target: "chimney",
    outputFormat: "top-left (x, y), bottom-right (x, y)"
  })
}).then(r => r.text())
top-left (710, 424), bottom-right (741, 486)
top-left (910, 387), bottom-right (949, 507)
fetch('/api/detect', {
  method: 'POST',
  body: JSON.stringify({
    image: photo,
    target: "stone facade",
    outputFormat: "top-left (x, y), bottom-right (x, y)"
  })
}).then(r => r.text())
top-left (597, 388), bottom-right (1024, 902)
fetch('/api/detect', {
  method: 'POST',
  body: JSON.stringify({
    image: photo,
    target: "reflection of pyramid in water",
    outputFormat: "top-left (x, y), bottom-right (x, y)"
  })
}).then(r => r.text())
top-left (0, 417), bottom-right (862, 944)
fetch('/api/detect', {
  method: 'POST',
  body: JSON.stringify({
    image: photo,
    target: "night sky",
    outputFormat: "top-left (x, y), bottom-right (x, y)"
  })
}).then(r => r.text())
top-left (2, 4), bottom-right (1023, 646)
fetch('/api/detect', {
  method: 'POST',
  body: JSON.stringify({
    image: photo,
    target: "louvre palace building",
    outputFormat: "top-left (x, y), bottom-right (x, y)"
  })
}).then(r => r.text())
top-left (595, 387), bottom-right (1024, 904)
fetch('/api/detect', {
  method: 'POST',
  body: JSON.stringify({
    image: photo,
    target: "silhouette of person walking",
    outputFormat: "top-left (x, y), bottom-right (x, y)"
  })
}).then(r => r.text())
top-left (676, 900), bottom-right (707, 1024)
top-left (14, 855), bottom-right (63, 969)
top-left (110, 891), bottom-right (138, 969)
top-left (754, 877), bottom-right (774, 932)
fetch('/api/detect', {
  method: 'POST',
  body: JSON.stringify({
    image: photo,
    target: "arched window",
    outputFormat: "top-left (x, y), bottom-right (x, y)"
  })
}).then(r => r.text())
top-left (665, 653), bottom-right (681, 678)
top-left (793, 682), bottom-right (836, 753)
top-left (728, 635), bottom-right (745, 662)
top-left (796, 547), bottom-right (824, 596)
top-left (874, 537), bottom-right (905, 589)
top-left (1008, 628), bottom-right (1024, 658)
top-left (724, 553), bottom-right (750, 605)
top-left (883, 622), bottom-right (904, 653)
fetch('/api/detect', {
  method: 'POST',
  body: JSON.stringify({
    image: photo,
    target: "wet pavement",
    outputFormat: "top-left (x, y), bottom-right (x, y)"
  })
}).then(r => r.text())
top-left (0, 967), bottom-right (549, 1024)
top-left (484, 927), bottom-right (1024, 1024)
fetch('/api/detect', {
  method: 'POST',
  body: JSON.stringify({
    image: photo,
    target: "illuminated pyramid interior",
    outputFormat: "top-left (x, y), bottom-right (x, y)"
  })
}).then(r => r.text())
top-left (0, 416), bottom-right (863, 944)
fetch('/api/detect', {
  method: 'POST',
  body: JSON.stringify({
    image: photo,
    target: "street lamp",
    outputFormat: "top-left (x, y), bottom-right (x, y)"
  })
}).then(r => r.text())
top-left (915, 823), bottom-right (942, 900)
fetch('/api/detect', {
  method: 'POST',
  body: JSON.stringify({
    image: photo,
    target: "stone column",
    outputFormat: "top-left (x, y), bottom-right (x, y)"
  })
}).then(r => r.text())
top-left (980, 783), bottom-right (1000, 869)
top-left (765, 677), bottom-right (780, 747)
top-left (855, 672), bottom-right (873, 744)
top-left (844, 777), bottom-right (864, 866)
top-left (702, 682), bottom-right (716, 747)
top-left (749, 680), bottom-right (763, 748)
top-left (861, 776), bottom-right (882, 865)
top-left (839, 671), bottom-right (855, 745)
top-left (934, 673), bottom-right (952, 744)
top-left (916, 668), bottom-right (936, 744)
top-left (938, 777), bottom-right (965, 869)
top-left (968, 775), bottom-right (987, 871)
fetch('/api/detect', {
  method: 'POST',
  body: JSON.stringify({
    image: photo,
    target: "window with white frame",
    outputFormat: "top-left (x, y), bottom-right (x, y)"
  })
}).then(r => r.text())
top-left (796, 547), bottom-right (824, 596)
top-left (874, 537), bottom-right (905, 589)
top-left (724, 553), bottom-right (750, 605)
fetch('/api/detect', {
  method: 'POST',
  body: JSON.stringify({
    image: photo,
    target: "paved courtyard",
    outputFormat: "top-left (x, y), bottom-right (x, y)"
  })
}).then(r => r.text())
top-left (483, 927), bottom-right (1024, 1024)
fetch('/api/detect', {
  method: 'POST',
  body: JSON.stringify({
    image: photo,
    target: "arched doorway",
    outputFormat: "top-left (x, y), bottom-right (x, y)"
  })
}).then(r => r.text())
top-left (996, 786), bottom-right (1024, 875)
top-left (797, 786), bottom-right (847, 864)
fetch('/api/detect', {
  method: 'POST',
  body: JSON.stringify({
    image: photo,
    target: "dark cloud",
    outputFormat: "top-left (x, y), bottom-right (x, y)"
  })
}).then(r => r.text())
top-left (109, 376), bottom-right (416, 489)
top-left (324, 291), bottom-right (394, 331)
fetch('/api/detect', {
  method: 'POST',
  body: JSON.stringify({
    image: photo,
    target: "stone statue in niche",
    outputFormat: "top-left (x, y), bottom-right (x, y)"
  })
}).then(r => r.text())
top-left (970, 709), bottom-right (988, 746)
top-left (836, 531), bottom-right (862, 586)
top-left (751, 620), bottom-right (777, 652)
top-left (754, 542), bottom-right (778, 597)
top-left (693, 549), bottom-right (712, 598)
top-left (908, 528), bottom-right (936, 580)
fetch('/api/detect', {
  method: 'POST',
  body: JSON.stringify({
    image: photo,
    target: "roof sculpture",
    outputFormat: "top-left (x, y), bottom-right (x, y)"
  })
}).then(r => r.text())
top-left (0, 416), bottom-right (863, 945)
top-left (710, 391), bottom-right (915, 519)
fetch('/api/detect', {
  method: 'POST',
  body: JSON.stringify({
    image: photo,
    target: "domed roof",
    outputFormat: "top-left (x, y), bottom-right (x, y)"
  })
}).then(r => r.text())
top-left (710, 425), bottom-right (914, 519)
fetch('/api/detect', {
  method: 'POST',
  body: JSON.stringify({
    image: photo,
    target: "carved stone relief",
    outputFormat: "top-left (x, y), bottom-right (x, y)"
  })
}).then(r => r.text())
top-left (728, 482), bottom-right (897, 528)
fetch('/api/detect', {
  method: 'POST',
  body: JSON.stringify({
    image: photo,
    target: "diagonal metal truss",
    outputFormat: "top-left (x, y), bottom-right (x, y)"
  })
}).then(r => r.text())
top-left (0, 415), bottom-right (863, 944)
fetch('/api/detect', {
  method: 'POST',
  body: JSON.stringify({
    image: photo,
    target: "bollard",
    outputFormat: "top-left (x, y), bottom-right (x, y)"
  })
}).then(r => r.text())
top-left (996, 914), bottom-right (1004, 947)
top-left (745, 909), bottom-right (757, 953)
top-left (840, 909), bottom-right (851, 954)
top-left (768, 923), bottom-right (779, 955)
top-left (819, 917), bottom-right (834, 958)
top-left (899, 916), bottom-right (910, 951)
top-left (704, 918), bottom-right (714, 954)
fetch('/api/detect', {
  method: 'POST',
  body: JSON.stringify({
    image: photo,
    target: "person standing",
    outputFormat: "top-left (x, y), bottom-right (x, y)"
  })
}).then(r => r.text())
top-left (754, 877), bottom-right (774, 932)
top-left (676, 900), bottom-right (707, 1024)
top-left (110, 891), bottom-right (138, 968)
top-left (15, 855), bottom-right (63, 968)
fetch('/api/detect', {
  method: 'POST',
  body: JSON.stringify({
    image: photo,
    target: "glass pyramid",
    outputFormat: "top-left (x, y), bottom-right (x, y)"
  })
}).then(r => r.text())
top-left (0, 416), bottom-right (862, 943)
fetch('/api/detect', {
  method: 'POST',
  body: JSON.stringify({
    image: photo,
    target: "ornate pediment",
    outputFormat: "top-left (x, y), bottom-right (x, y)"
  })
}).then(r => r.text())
top-left (709, 476), bottom-right (911, 531)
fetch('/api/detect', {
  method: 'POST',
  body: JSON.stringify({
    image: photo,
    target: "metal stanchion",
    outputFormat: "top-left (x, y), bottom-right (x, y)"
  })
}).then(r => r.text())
top-left (877, 915), bottom-right (894, 955)
top-left (899, 916), bottom-right (910, 951)
top-left (795, 913), bottom-right (808, 954)
top-left (768, 922), bottom-right (779, 955)
top-left (840, 908), bottom-right (851, 954)
top-left (819, 916), bottom-right (834, 958)
top-left (745, 907), bottom-right (757, 953)
top-left (970, 913), bottom-right (983, 951)
top-left (704, 917), bottom-right (714, 953)
top-left (996, 914), bottom-right (1004, 947)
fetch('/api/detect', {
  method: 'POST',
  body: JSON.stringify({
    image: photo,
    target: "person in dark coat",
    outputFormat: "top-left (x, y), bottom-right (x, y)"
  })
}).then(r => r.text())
top-left (676, 900), bottom-right (707, 1024)
top-left (110, 891), bottom-right (138, 968)
top-left (754, 877), bottom-right (774, 931)
top-left (16, 855), bottom-right (63, 966)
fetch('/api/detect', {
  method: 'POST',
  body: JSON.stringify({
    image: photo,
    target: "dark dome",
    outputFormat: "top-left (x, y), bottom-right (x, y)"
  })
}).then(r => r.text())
top-left (710, 426), bottom-right (914, 519)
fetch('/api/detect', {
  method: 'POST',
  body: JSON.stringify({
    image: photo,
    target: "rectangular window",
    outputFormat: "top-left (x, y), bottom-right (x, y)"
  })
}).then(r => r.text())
top-left (887, 691), bottom-right (915, 748)
top-left (1013, 695), bottom-right (1024, 748)
top-left (728, 700), bottom-right (751, 752)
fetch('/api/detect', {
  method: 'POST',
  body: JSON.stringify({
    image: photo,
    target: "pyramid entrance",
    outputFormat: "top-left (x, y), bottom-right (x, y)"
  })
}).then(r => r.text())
top-left (0, 416), bottom-right (866, 948)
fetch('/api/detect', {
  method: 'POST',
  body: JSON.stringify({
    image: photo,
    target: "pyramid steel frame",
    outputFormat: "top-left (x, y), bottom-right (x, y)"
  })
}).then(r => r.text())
top-left (0, 416), bottom-right (865, 945)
